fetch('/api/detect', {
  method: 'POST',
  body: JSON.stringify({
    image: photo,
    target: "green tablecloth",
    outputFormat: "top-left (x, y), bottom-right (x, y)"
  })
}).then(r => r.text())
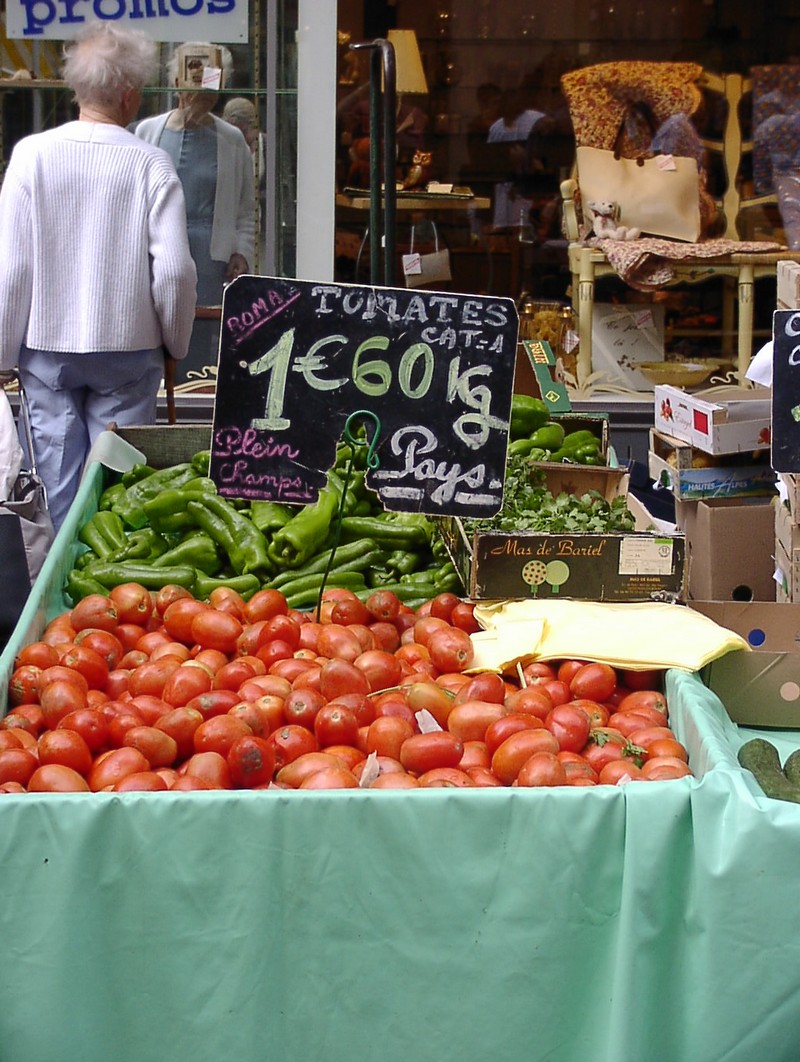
top-left (0, 669), bottom-right (799, 1062)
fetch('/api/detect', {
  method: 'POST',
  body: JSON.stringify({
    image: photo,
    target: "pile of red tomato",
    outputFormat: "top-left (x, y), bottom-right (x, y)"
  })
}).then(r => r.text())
top-left (0, 582), bottom-right (692, 793)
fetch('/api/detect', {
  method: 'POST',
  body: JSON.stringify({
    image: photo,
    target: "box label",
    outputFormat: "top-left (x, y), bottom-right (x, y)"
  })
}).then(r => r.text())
top-left (618, 536), bottom-right (676, 575)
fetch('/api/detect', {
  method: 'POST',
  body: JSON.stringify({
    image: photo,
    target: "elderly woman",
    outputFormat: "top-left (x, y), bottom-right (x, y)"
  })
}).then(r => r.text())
top-left (0, 23), bottom-right (197, 530)
top-left (135, 43), bottom-right (255, 379)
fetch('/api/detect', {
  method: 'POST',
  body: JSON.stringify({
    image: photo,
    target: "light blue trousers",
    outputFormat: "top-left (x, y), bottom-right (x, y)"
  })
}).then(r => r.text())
top-left (18, 347), bottom-right (164, 531)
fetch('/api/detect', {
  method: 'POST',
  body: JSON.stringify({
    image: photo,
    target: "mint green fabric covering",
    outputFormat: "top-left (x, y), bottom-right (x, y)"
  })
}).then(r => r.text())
top-left (0, 670), bottom-right (797, 1060)
top-left (2, 465), bottom-right (800, 1060)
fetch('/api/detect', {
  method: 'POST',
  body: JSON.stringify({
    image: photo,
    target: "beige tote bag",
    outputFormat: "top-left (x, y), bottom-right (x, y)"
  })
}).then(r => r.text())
top-left (576, 145), bottom-right (702, 242)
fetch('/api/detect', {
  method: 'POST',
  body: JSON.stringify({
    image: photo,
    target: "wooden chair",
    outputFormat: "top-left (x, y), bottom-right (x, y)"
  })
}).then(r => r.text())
top-left (560, 70), bottom-right (799, 388)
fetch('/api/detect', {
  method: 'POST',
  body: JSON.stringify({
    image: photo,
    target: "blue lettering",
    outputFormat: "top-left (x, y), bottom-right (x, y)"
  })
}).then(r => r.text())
top-left (20, 0), bottom-right (58, 35)
top-left (170, 0), bottom-right (203, 13)
top-left (94, 0), bottom-right (126, 19)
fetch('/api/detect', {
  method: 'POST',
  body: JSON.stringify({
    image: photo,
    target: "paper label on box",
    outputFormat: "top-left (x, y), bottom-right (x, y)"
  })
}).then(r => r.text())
top-left (618, 536), bottom-right (675, 575)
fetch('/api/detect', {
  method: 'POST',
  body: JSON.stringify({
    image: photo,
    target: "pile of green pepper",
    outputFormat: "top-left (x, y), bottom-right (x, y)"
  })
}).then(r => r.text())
top-left (66, 445), bottom-right (462, 610)
top-left (507, 394), bottom-right (605, 465)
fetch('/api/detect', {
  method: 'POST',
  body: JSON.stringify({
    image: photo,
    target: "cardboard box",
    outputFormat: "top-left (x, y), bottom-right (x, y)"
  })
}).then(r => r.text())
top-left (676, 496), bottom-right (776, 602)
top-left (591, 303), bottom-right (665, 392)
top-left (777, 472), bottom-right (800, 522)
top-left (438, 467), bottom-right (686, 603)
top-left (653, 385), bottom-right (772, 454)
top-left (775, 499), bottom-right (800, 603)
top-left (777, 260), bottom-right (800, 310)
top-left (692, 601), bottom-right (800, 727)
top-left (648, 428), bottom-right (777, 501)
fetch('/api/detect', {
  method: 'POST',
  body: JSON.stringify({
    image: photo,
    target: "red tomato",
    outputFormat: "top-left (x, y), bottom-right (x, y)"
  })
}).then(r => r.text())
top-left (268, 725), bottom-right (319, 772)
top-left (193, 715), bottom-right (253, 758)
top-left (155, 706), bottom-right (204, 761)
top-left (582, 728), bottom-right (630, 773)
top-left (8, 664), bottom-right (42, 706)
top-left (521, 661), bottom-right (557, 684)
top-left (314, 703), bottom-right (360, 749)
top-left (227, 734), bottom-right (276, 788)
top-left (243, 588), bottom-right (289, 624)
top-left (491, 728), bottom-right (560, 785)
top-left (616, 689), bottom-right (668, 718)
top-left (428, 627), bottom-right (474, 674)
top-left (620, 668), bottom-right (664, 692)
top-left (364, 590), bottom-right (402, 623)
top-left (369, 772), bottom-right (420, 789)
top-left (457, 740), bottom-right (491, 770)
top-left (181, 751), bottom-right (232, 789)
top-left (123, 725), bottom-right (178, 768)
top-left (39, 664), bottom-right (89, 695)
top-left (276, 751), bottom-right (346, 789)
top-left (88, 747), bottom-right (150, 791)
top-left (37, 729), bottom-right (93, 776)
top-left (154, 583), bottom-right (193, 617)
top-left (640, 756), bottom-right (692, 781)
top-left (161, 663), bottom-right (214, 708)
top-left (404, 681), bottom-right (453, 729)
top-left (353, 649), bottom-right (402, 693)
top-left (39, 679), bottom-right (87, 729)
top-left (103, 704), bottom-right (146, 748)
top-left (645, 737), bottom-right (689, 763)
top-left (162, 598), bottom-right (209, 645)
top-left (207, 587), bottom-right (247, 620)
top-left (127, 694), bottom-right (170, 726)
top-left (545, 703), bottom-right (591, 753)
top-left (569, 662), bottom-right (618, 704)
top-left (190, 610), bottom-right (243, 656)
top-left (450, 601), bottom-right (480, 635)
top-left (416, 767), bottom-right (475, 788)
top-left (238, 675), bottom-right (291, 701)
top-left (28, 763), bottom-right (91, 792)
top-left (446, 700), bottom-right (505, 743)
top-left (70, 594), bottom-right (119, 633)
top-left (560, 755), bottom-right (599, 785)
top-left (73, 628), bottom-right (124, 672)
top-left (538, 679), bottom-right (572, 708)
top-left (517, 751), bottom-right (567, 787)
top-left (503, 686), bottom-right (552, 722)
top-left (426, 592), bottom-right (460, 623)
top-left (15, 641), bottom-right (59, 671)
top-left (212, 659), bottom-right (259, 692)
top-left (411, 616), bottom-right (450, 650)
top-left (399, 732), bottom-right (464, 775)
top-left (556, 659), bottom-right (588, 686)
top-left (598, 759), bottom-right (643, 785)
top-left (227, 701), bottom-right (269, 737)
top-left (299, 764), bottom-right (359, 789)
top-left (312, 624), bottom-right (359, 664)
top-left (109, 583), bottom-right (154, 626)
top-left (318, 657), bottom-right (370, 701)
top-left (454, 672), bottom-right (507, 706)
top-left (282, 687), bottom-right (324, 729)
top-left (127, 657), bottom-right (182, 699)
top-left (329, 595), bottom-right (370, 627)
top-left (484, 713), bottom-right (545, 757)
top-left (113, 771), bottom-right (168, 792)
top-left (249, 694), bottom-right (286, 735)
top-left (185, 688), bottom-right (241, 720)
top-left (366, 716), bottom-right (416, 760)
top-left (0, 748), bottom-right (38, 786)
top-left (623, 724), bottom-right (675, 751)
top-left (466, 765), bottom-right (503, 787)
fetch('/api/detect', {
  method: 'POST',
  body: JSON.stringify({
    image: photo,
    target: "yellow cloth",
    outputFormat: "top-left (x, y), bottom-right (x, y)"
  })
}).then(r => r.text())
top-left (470, 599), bottom-right (748, 675)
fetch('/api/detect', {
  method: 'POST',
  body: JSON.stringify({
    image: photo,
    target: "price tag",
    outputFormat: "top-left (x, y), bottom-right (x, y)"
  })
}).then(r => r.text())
top-left (209, 277), bottom-right (519, 517)
top-left (772, 309), bottom-right (800, 472)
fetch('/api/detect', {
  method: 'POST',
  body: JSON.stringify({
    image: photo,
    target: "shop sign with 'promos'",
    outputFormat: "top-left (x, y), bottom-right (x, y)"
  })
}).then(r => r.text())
top-left (6, 1), bottom-right (247, 43)
top-left (209, 276), bottom-right (519, 519)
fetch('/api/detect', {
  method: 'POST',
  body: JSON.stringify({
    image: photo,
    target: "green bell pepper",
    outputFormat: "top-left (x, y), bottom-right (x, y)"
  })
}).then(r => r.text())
top-left (509, 394), bottom-right (551, 440)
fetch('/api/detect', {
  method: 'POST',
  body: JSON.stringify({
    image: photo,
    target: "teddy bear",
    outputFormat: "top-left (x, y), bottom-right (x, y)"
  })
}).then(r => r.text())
top-left (587, 200), bottom-right (641, 241)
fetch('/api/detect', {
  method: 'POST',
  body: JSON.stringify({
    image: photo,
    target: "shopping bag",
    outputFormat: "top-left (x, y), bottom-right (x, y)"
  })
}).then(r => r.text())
top-left (403, 222), bottom-right (452, 288)
top-left (576, 144), bottom-right (702, 242)
top-left (0, 373), bottom-right (54, 645)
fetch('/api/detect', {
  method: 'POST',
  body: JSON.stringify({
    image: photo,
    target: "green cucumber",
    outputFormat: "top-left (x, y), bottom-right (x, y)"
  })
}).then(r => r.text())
top-left (737, 738), bottom-right (800, 803)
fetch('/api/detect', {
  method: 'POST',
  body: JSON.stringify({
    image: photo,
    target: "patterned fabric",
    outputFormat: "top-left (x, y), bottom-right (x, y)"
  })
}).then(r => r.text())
top-left (561, 61), bottom-right (703, 150)
top-left (590, 236), bottom-right (784, 289)
top-left (752, 65), bottom-right (800, 196)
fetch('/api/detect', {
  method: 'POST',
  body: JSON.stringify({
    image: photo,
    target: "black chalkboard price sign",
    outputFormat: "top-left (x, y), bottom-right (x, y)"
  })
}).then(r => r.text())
top-left (209, 276), bottom-right (519, 518)
top-left (771, 309), bottom-right (800, 473)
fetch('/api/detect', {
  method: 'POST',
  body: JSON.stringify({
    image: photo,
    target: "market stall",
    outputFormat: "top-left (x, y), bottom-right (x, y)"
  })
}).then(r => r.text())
top-left (0, 670), bottom-right (798, 1061)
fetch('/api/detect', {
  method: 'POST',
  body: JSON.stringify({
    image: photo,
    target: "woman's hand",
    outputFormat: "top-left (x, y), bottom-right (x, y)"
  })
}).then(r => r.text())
top-left (225, 253), bottom-right (249, 282)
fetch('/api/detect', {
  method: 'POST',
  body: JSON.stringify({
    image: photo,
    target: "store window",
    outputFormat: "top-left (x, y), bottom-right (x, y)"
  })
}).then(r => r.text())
top-left (0, 0), bottom-right (298, 396)
top-left (334, 1), bottom-right (800, 385)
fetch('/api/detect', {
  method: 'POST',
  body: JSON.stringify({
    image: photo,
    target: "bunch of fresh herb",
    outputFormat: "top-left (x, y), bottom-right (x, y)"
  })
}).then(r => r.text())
top-left (464, 455), bottom-right (635, 535)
